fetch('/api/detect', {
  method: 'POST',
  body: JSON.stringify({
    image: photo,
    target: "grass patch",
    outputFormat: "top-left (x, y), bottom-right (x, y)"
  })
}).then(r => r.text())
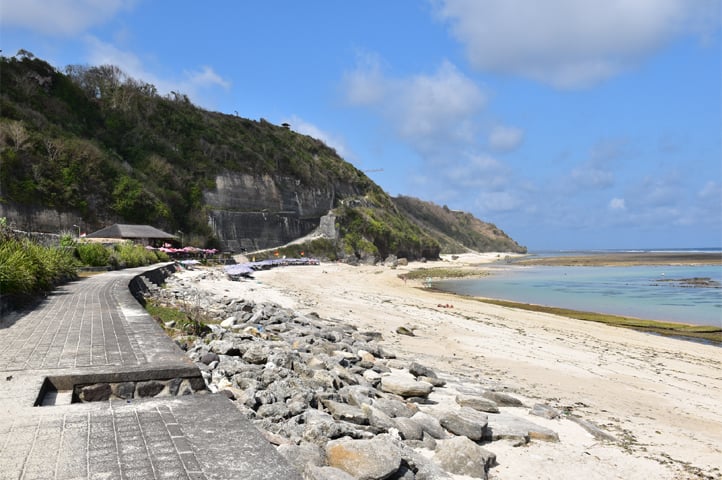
top-left (470, 297), bottom-right (722, 345)
top-left (144, 299), bottom-right (211, 337)
top-left (400, 267), bottom-right (489, 281)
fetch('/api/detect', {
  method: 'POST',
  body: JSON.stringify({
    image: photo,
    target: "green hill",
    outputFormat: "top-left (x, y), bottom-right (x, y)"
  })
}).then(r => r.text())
top-left (0, 52), bottom-right (525, 260)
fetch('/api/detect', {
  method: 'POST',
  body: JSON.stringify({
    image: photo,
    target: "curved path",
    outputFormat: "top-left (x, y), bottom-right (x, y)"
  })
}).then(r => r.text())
top-left (0, 266), bottom-right (300, 480)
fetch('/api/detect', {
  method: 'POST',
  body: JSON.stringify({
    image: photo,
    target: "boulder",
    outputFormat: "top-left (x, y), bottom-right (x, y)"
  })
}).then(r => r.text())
top-left (434, 436), bottom-right (496, 479)
top-left (394, 417), bottom-right (423, 441)
top-left (220, 316), bottom-right (237, 328)
top-left (243, 344), bottom-right (269, 364)
top-left (79, 383), bottom-right (111, 402)
top-left (200, 352), bottom-right (220, 365)
top-left (324, 400), bottom-right (369, 425)
top-left (208, 339), bottom-right (241, 356)
top-left (530, 403), bottom-right (561, 419)
top-left (325, 436), bottom-right (402, 480)
top-left (277, 442), bottom-right (324, 472)
top-left (372, 398), bottom-right (417, 418)
top-left (481, 390), bottom-right (523, 407)
top-left (410, 411), bottom-right (447, 439)
top-left (136, 380), bottom-right (165, 398)
top-left (305, 465), bottom-right (357, 480)
top-left (438, 407), bottom-right (488, 441)
top-left (484, 412), bottom-right (559, 444)
top-left (456, 394), bottom-right (499, 413)
top-left (409, 362), bottom-right (437, 379)
top-left (380, 373), bottom-right (433, 398)
top-left (361, 404), bottom-right (396, 431)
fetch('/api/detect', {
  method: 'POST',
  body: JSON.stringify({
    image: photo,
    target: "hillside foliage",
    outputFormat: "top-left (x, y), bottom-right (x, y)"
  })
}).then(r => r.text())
top-left (0, 52), bottom-right (524, 259)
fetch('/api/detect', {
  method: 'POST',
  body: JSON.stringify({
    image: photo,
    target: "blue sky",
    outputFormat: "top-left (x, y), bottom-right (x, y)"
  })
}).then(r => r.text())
top-left (2, 0), bottom-right (721, 250)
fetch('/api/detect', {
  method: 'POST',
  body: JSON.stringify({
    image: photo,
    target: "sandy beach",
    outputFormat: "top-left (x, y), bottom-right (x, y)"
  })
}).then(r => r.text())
top-left (178, 253), bottom-right (721, 479)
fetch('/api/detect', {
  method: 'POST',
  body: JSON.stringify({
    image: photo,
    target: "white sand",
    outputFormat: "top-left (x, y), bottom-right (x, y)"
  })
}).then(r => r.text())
top-left (178, 254), bottom-right (722, 479)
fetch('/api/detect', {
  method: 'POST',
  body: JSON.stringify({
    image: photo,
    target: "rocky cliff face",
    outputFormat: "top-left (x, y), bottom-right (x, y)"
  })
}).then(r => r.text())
top-left (204, 173), bottom-right (360, 252)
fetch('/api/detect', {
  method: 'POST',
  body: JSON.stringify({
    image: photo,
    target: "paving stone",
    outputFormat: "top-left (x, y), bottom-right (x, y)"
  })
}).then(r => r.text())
top-left (0, 266), bottom-right (302, 480)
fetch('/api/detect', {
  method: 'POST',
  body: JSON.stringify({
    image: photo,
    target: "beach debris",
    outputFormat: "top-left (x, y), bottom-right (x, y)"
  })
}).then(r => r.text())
top-left (395, 325), bottom-right (415, 336)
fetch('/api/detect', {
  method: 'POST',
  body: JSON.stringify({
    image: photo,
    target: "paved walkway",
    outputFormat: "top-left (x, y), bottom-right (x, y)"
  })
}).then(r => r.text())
top-left (0, 266), bottom-right (301, 480)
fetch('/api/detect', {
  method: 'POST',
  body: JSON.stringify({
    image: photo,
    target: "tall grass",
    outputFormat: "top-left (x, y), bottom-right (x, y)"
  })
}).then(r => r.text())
top-left (0, 238), bottom-right (78, 297)
top-left (109, 242), bottom-right (169, 268)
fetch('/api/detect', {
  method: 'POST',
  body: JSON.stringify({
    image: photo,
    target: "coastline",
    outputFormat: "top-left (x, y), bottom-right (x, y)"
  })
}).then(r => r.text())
top-left (175, 252), bottom-right (722, 479)
top-left (513, 251), bottom-right (722, 266)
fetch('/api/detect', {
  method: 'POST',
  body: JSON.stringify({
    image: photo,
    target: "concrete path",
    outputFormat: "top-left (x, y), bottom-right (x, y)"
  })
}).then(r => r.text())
top-left (0, 266), bottom-right (301, 480)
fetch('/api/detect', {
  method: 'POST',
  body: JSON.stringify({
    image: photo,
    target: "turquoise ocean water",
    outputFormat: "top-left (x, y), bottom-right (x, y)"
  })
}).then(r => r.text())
top-left (435, 251), bottom-right (722, 327)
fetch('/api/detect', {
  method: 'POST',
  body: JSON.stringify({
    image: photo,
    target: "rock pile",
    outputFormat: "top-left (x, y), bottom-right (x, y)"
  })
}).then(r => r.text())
top-left (144, 271), bottom-right (568, 480)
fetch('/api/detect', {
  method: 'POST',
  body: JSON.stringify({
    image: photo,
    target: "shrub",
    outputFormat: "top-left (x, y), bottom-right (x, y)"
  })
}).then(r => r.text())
top-left (0, 238), bottom-right (78, 298)
top-left (76, 242), bottom-right (111, 266)
top-left (111, 242), bottom-right (166, 268)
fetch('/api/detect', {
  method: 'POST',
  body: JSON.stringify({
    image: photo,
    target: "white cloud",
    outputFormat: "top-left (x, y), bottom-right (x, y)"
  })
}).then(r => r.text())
top-left (444, 153), bottom-right (510, 188)
top-left (609, 197), bottom-right (626, 210)
top-left (698, 180), bottom-right (721, 200)
top-left (185, 66), bottom-right (231, 90)
top-left (570, 164), bottom-right (614, 189)
top-left (1, 0), bottom-right (135, 36)
top-left (343, 58), bottom-right (486, 153)
top-left (434, 0), bottom-right (720, 88)
top-left (476, 191), bottom-right (522, 213)
top-left (488, 125), bottom-right (524, 151)
top-left (285, 115), bottom-right (352, 160)
top-left (343, 52), bottom-right (387, 106)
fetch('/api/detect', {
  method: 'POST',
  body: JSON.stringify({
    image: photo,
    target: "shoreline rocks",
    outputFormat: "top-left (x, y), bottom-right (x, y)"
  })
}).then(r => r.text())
top-left (142, 270), bottom-right (610, 480)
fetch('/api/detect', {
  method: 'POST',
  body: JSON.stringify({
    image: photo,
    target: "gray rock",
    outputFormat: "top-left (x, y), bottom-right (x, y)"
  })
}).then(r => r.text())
top-left (326, 436), bottom-right (402, 480)
top-left (208, 339), bottom-right (241, 356)
top-left (434, 436), bottom-right (496, 479)
top-left (481, 390), bottom-right (523, 406)
top-left (277, 442), bottom-right (324, 472)
top-left (567, 416), bottom-right (618, 442)
top-left (394, 417), bottom-right (423, 441)
top-left (112, 381), bottom-right (135, 399)
top-left (361, 404), bottom-right (396, 432)
top-left (257, 402), bottom-right (291, 419)
top-left (530, 403), bottom-right (561, 419)
top-left (136, 380), bottom-right (165, 398)
top-left (79, 383), bottom-right (111, 402)
top-left (243, 344), bottom-right (269, 364)
top-left (324, 400), bottom-right (369, 425)
top-left (305, 465), bottom-right (357, 480)
top-left (438, 407), bottom-right (488, 441)
top-left (410, 411), bottom-right (447, 439)
top-left (372, 398), bottom-right (417, 418)
top-left (409, 362), bottom-right (437, 379)
top-left (455, 394), bottom-right (500, 413)
top-left (302, 410), bottom-right (352, 444)
top-left (220, 316), bottom-right (237, 328)
top-left (418, 376), bottom-right (446, 387)
top-left (381, 374), bottom-right (433, 398)
top-left (484, 412), bottom-right (559, 443)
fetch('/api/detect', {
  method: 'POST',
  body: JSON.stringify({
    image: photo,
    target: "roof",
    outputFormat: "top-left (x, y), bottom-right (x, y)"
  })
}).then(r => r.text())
top-left (85, 224), bottom-right (176, 239)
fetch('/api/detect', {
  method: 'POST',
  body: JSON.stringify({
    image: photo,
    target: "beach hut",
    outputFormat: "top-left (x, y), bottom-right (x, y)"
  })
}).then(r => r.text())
top-left (84, 224), bottom-right (176, 246)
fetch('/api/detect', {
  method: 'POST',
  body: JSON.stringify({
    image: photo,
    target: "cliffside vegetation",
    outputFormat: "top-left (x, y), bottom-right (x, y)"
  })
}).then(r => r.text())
top-left (392, 196), bottom-right (526, 254)
top-left (0, 51), bottom-right (524, 260)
